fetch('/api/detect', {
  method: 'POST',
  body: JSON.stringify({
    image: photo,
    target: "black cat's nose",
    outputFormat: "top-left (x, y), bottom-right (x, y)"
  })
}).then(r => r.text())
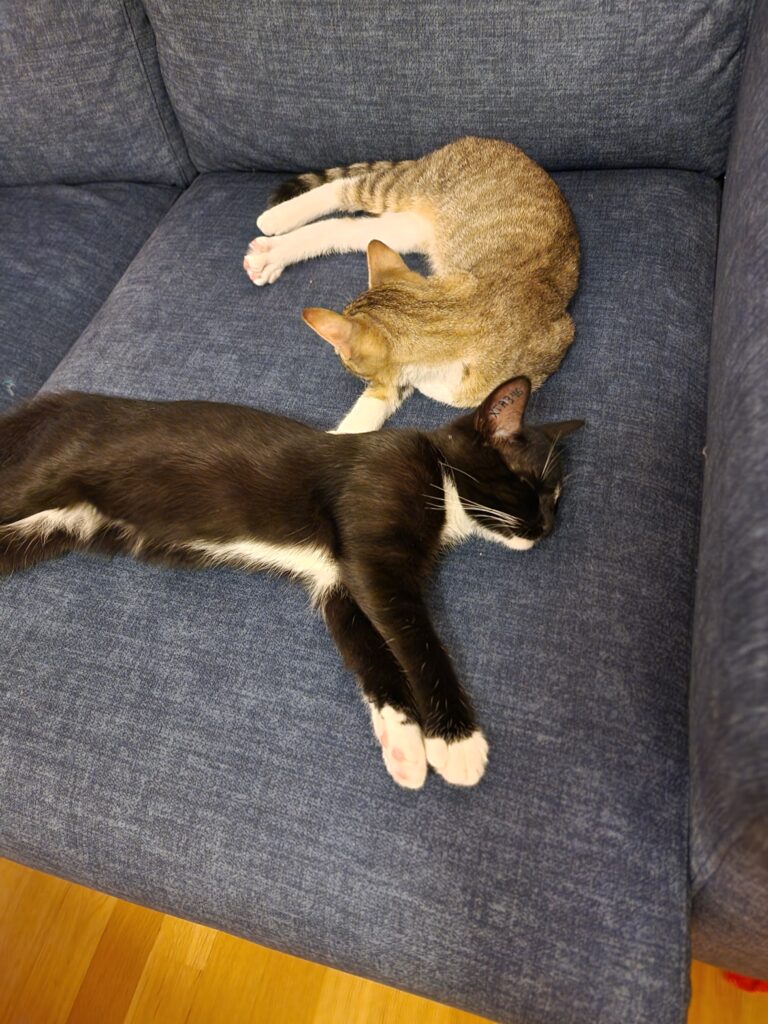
top-left (540, 511), bottom-right (556, 537)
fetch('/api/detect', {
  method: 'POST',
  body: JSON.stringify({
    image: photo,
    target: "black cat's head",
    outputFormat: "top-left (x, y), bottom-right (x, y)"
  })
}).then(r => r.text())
top-left (446, 376), bottom-right (584, 550)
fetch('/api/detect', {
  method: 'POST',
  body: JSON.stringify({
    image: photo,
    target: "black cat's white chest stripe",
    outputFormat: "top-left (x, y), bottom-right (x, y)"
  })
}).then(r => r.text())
top-left (440, 476), bottom-right (536, 551)
top-left (180, 536), bottom-right (340, 601)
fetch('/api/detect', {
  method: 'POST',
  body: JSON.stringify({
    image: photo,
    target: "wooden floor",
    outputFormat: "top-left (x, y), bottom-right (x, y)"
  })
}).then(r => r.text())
top-left (0, 859), bottom-right (765, 1024)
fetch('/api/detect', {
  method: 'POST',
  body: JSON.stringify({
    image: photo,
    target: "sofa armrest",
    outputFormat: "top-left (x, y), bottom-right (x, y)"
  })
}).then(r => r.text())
top-left (690, 0), bottom-right (768, 975)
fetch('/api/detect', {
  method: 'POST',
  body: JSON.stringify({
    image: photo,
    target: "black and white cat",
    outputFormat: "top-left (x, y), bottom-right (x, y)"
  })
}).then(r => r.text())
top-left (0, 377), bottom-right (582, 789)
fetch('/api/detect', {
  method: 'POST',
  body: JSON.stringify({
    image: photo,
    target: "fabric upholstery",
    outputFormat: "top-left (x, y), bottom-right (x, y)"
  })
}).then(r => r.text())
top-left (0, 183), bottom-right (179, 413)
top-left (0, 0), bottom-right (194, 185)
top-left (0, 169), bottom-right (719, 1024)
top-left (143, 0), bottom-right (752, 176)
top-left (690, 0), bottom-right (768, 975)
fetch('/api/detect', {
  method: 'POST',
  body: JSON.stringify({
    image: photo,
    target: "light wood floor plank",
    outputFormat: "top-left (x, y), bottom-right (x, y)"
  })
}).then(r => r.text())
top-left (187, 931), bottom-right (328, 1023)
top-left (0, 865), bottom-right (72, 1023)
top-left (122, 915), bottom-right (217, 1024)
top-left (66, 899), bottom-right (163, 1024)
top-left (0, 858), bottom-right (766, 1024)
top-left (2, 878), bottom-right (114, 1024)
top-left (689, 961), bottom-right (768, 1024)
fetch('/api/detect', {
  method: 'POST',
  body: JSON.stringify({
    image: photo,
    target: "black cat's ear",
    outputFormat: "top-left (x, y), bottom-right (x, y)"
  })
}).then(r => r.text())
top-left (539, 420), bottom-right (585, 442)
top-left (474, 377), bottom-right (531, 445)
top-left (367, 240), bottom-right (410, 288)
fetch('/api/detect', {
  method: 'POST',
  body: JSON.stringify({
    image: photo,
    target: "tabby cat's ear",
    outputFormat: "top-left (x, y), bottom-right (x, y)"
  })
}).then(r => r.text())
top-left (367, 240), bottom-right (409, 288)
top-left (474, 376), bottom-right (531, 445)
top-left (302, 307), bottom-right (355, 358)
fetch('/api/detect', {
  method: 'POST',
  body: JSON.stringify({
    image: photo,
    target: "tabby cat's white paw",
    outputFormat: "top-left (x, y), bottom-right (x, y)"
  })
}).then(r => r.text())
top-left (243, 238), bottom-right (285, 286)
top-left (425, 730), bottom-right (488, 787)
top-left (256, 205), bottom-right (294, 237)
top-left (369, 703), bottom-right (427, 790)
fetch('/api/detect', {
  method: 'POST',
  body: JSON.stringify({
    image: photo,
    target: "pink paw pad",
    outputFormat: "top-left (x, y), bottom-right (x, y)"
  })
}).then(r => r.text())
top-left (368, 704), bottom-right (428, 790)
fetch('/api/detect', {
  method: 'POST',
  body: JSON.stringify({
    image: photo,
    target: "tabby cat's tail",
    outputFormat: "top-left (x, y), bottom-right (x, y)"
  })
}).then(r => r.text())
top-left (268, 159), bottom-right (411, 207)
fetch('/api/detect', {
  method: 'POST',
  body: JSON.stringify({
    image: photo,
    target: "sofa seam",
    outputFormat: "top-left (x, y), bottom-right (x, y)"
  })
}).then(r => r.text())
top-left (120, 0), bottom-right (192, 187)
top-left (31, 184), bottom-right (187, 399)
top-left (689, 813), bottom-right (762, 898)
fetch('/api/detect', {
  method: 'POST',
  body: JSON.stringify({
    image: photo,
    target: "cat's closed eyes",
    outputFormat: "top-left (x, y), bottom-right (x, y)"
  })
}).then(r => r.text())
top-left (0, 377), bottom-right (583, 789)
top-left (243, 136), bottom-right (580, 434)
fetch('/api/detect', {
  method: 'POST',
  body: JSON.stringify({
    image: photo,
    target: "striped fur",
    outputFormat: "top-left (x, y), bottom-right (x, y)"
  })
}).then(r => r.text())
top-left (246, 137), bottom-right (580, 432)
top-left (267, 160), bottom-right (408, 208)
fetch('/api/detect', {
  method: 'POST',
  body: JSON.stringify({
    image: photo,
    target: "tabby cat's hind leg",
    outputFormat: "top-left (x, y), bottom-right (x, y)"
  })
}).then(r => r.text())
top-left (256, 178), bottom-right (350, 236)
top-left (244, 211), bottom-right (430, 286)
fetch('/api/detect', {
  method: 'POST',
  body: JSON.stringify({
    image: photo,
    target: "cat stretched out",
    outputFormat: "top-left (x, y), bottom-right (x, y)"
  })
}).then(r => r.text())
top-left (0, 377), bottom-right (582, 789)
top-left (243, 136), bottom-right (580, 434)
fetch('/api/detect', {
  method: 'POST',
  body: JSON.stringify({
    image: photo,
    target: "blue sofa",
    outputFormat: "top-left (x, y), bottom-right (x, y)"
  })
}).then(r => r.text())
top-left (1, 2), bottom-right (766, 1022)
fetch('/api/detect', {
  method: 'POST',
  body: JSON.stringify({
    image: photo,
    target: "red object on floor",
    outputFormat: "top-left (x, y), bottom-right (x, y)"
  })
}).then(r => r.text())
top-left (722, 971), bottom-right (768, 992)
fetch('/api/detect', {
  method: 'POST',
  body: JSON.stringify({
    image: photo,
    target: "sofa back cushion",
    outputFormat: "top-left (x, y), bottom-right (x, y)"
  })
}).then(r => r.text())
top-left (144, 0), bottom-right (752, 175)
top-left (0, 0), bottom-right (194, 186)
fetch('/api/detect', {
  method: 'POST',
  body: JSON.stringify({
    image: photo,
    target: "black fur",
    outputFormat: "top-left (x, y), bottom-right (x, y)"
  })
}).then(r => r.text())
top-left (267, 175), bottom-right (315, 208)
top-left (0, 380), bottom-right (582, 745)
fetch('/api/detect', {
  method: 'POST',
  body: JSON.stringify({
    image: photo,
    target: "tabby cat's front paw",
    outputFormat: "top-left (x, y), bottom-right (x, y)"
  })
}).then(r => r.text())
top-left (425, 730), bottom-right (489, 787)
top-left (369, 703), bottom-right (427, 790)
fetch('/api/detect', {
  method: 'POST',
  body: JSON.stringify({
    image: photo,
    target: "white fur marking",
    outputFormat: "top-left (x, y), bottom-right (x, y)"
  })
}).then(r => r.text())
top-left (369, 702), bottom-right (427, 790)
top-left (440, 476), bottom-right (535, 551)
top-left (181, 537), bottom-right (340, 602)
top-left (402, 360), bottom-right (466, 405)
top-left (331, 391), bottom-right (401, 434)
top-left (256, 179), bottom-right (348, 235)
top-left (425, 730), bottom-right (489, 787)
top-left (7, 503), bottom-right (108, 542)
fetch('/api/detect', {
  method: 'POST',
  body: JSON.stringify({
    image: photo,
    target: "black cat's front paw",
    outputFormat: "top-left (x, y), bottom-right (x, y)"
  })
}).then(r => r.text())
top-left (369, 703), bottom-right (428, 790)
top-left (424, 730), bottom-right (489, 787)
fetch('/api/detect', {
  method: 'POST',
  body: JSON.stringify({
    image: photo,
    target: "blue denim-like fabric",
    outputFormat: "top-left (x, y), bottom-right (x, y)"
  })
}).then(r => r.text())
top-left (0, 0), bottom-right (194, 186)
top-left (142, 0), bottom-right (752, 176)
top-left (0, 170), bottom-right (718, 1024)
top-left (690, 0), bottom-right (768, 977)
top-left (0, 183), bottom-right (179, 413)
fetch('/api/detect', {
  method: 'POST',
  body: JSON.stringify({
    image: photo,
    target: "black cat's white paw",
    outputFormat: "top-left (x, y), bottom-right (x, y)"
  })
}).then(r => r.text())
top-left (369, 703), bottom-right (427, 790)
top-left (425, 730), bottom-right (489, 787)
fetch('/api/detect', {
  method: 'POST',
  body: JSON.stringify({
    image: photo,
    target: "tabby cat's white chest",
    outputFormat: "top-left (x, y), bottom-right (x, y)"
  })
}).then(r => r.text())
top-left (402, 361), bottom-right (466, 405)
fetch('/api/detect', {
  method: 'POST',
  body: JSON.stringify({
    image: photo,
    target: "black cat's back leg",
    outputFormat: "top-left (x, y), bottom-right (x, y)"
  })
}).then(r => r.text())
top-left (321, 588), bottom-right (428, 789)
top-left (0, 514), bottom-right (78, 573)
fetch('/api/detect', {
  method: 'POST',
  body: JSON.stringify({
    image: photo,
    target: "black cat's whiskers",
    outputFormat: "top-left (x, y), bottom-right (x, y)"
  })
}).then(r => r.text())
top-left (461, 500), bottom-right (524, 529)
top-left (540, 439), bottom-right (562, 485)
top-left (438, 460), bottom-right (480, 485)
top-left (425, 480), bottom-right (525, 532)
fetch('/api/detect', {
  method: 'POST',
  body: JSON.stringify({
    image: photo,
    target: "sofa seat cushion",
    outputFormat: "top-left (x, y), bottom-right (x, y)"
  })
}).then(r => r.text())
top-left (0, 170), bottom-right (719, 1024)
top-left (0, 182), bottom-right (179, 412)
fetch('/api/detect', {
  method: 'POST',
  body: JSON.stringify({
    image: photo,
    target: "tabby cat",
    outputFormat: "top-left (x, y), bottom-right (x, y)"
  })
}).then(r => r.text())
top-left (0, 378), bottom-right (582, 788)
top-left (243, 136), bottom-right (580, 434)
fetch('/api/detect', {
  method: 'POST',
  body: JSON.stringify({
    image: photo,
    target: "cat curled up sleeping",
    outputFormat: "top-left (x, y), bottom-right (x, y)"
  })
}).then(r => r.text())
top-left (243, 136), bottom-right (580, 433)
top-left (0, 378), bottom-right (582, 789)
